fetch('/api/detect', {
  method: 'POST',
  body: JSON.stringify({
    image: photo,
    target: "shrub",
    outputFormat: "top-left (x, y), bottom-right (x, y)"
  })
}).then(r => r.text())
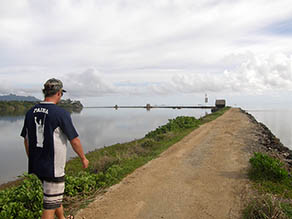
top-left (145, 116), bottom-right (198, 138)
top-left (141, 139), bottom-right (155, 148)
top-left (0, 174), bottom-right (43, 219)
top-left (65, 165), bottom-right (124, 197)
top-left (132, 145), bottom-right (148, 156)
top-left (89, 155), bottom-right (119, 174)
top-left (249, 153), bottom-right (288, 182)
top-left (153, 134), bottom-right (166, 142)
top-left (65, 172), bottom-right (101, 196)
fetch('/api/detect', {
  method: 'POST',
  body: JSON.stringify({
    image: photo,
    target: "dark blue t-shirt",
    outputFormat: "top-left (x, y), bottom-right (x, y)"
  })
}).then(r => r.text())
top-left (21, 102), bottom-right (78, 179)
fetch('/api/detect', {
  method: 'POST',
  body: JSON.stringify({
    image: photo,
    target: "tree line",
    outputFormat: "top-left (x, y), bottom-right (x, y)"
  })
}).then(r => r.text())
top-left (0, 99), bottom-right (83, 116)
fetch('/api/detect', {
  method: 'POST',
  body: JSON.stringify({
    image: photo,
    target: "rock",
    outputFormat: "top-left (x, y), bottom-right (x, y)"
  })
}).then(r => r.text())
top-left (287, 153), bottom-right (292, 160)
top-left (283, 153), bottom-right (290, 157)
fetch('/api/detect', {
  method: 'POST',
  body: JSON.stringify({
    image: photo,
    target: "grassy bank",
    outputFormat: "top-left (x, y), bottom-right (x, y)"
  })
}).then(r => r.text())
top-left (0, 107), bottom-right (230, 218)
top-left (243, 152), bottom-right (292, 218)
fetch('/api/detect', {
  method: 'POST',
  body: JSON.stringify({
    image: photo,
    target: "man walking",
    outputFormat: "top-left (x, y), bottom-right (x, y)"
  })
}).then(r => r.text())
top-left (21, 78), bottom-right (89, 219)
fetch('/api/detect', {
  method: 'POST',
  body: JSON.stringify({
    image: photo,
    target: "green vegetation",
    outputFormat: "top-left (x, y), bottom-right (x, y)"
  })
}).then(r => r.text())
top-left (145, 116), bottom-right (199, 138)
top-left (249, 152), bottom-right (289, 182)
top-left (244, 152), bottom-right (292, 218)
top-left (0, 101), bottom-right (36, 116)
top-left (0, 99), bottom-right (83, 116)
top-left (58, 99), bottom-right (83, 113)
top-left (0, 174), bottom-right (43, 218)
top-left (0, 107), bottom-right (230, 218)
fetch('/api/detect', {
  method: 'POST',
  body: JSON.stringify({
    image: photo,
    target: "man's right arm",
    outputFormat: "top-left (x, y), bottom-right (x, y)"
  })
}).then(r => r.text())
top-left (24, 138), bottom-right (29, 158)
top-left (21, 116), bottom-right (29, 158)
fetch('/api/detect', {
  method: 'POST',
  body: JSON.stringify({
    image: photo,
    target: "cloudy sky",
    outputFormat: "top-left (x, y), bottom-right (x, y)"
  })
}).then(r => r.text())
top-left (1, 0), bottom-right (292, 108)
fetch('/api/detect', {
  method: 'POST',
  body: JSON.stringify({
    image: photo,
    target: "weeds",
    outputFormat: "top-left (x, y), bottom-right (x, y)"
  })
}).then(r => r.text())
top-left (243, 194), bottom-right (288, 219)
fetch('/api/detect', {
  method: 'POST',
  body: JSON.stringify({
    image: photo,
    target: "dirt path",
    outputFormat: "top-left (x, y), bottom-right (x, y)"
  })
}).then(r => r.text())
top-left (76, 108), bottom-right (255, 219)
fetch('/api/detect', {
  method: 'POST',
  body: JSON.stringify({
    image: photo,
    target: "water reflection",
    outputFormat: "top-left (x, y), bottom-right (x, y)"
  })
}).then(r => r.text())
top-left (0, 115), bottom-right (26, 184)
top-left (0, 115), bottom-right (24, 122)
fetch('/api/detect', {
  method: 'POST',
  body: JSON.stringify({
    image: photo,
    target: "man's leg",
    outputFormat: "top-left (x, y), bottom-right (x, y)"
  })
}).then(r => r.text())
top-left (41, 206), bottom-right (65, 219)
top-left (55, 205), bottom-right (66, 219)
top-left (41, 209), bottom-right (56, 219)
top-left (40, 206), bottom-right (65, 219)
top-left (42, 180), bottom-right (66, 219)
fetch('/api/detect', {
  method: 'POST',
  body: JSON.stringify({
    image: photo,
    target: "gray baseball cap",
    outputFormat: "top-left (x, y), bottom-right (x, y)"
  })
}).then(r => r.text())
top-left (43, 78), bottom-right (67, 93)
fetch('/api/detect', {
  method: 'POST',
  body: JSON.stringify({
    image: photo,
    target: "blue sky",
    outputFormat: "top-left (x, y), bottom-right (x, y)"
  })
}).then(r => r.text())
top-left (1, 0), bottom-right (292, 109)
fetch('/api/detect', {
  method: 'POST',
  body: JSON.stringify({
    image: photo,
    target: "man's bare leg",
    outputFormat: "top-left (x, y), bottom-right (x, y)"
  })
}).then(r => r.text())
top-left (55, 205), bottom-right (66, 219)
top-left (41, 209), bottom-right (55, 219)
top-left (41, 205), bottom-right (65, 219)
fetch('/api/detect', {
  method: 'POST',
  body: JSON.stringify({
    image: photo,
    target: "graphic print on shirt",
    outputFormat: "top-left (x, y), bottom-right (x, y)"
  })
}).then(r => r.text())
top-left (34, 114), bottom-right (46, 148)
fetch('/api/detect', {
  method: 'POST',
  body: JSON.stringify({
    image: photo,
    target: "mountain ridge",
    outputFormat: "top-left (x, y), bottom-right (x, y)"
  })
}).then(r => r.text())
top-left (0, 94), bottom-right (40, 102)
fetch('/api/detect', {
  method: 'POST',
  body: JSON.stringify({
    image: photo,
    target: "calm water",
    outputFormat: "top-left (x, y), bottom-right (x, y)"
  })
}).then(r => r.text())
top-left (1, 108), bottom-right (291, 185)
top-left (247, 109), bottom-right (292, 150)
top-left (0, 108), bottom-right (208, 184)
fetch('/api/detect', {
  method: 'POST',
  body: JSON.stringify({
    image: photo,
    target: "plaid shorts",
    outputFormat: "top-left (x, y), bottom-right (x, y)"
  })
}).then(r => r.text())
top-left (41, 179), bottom-right (65, 210)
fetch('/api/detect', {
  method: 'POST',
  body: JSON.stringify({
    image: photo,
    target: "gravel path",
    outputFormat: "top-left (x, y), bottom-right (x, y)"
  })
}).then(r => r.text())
top-left (76, 108), bottom-right (255, 219)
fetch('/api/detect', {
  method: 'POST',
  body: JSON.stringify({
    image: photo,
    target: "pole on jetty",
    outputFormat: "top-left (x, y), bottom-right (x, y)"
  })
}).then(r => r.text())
top-left (205, 94), bottom-right (208, 115)
top-left (146, 104), bottom-right (151, 111)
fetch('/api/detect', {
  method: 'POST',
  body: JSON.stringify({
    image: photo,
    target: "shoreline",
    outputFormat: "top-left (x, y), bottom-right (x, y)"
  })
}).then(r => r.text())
top-left (241, 108), bottom-right (292, 171)
top-left (239, 109), bottom-right (292, 218)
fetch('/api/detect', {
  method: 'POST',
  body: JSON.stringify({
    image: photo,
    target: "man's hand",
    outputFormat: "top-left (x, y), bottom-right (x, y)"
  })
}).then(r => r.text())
top-left (81, 157), bottom-right (89, 169)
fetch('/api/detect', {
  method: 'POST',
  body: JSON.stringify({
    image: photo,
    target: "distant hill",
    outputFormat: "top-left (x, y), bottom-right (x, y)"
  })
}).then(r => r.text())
top-left (0, 94), bottom-right (40, 102)
top-left (0, 95), bottom-right (83, 115)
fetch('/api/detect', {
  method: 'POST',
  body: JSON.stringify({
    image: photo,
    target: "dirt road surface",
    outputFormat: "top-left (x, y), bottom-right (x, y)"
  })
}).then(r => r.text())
top-left (76, 108), bottom-right (254, 219)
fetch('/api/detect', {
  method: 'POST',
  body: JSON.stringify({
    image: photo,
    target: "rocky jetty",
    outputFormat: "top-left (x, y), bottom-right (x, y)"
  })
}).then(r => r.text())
top-left (241, 109), bottom-right (292, 171)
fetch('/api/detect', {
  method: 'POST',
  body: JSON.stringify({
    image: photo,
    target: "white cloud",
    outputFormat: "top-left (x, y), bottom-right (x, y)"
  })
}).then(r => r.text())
top-left (162, 53), bottom-right (292, 95)
top-left (62, 68), bottom-right (116, 97)
top-left (2, 52), bottom-right (292, 99)
top-left (1, 0), bottom-right (292, 105)
top-left (42, 53), bottom-right (290, 99)
top-left (224, 53), bottom-right (292, 92)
